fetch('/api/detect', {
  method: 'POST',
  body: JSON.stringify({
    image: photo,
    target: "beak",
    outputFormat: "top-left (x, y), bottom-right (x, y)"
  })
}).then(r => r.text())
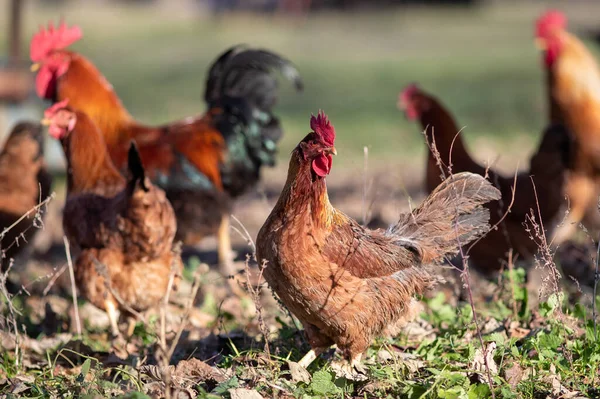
top-left (30, 63), bottom-right (40, 72)
top-left (41, 118), bottom-right (51, 126)
top-left (327, 147), bottom-right (337, 156)
top-left (535, 38), bottom-right (547, 51)
top-left (397, 97), bottom-right (406, 111)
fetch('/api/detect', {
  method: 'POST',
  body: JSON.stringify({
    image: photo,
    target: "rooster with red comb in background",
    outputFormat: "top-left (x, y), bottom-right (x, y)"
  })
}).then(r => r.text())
top-left (535, 9), bottom-right (600, 245)
top-left (256, 111), bottom-right (500, 377)
top-left (30, 21), bottom-right (303, 296)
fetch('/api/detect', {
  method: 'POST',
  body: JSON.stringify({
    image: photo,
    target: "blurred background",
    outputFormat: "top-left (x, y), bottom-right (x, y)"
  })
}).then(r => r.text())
top-left (0, 0), bottom-right (599, 222)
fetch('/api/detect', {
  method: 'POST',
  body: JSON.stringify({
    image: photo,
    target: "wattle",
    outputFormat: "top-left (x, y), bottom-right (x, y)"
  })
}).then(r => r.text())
top-left (36, 65), bottom-right (57, 99)
top-left (312, 154), bottom-right (332, 177)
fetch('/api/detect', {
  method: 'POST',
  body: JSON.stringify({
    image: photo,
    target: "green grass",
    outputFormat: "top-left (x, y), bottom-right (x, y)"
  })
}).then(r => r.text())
top-left (3, 0), bottom-right (600, 166)
top-left (2, 267), bottom-right (599, 398)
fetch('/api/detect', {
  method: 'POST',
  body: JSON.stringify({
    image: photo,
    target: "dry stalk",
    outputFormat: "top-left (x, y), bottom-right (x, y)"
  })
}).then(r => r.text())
top-left (594, 231), bottom-right (599, 339)
top-left (155, 243), bottom-right (198, 399)
top-left (63, 236), bottom-right (82, 337)
top-left (230, 215), bottom-right (273, 357)
top-left (0, 193), bottom-right (54, 257)
top-left (425, 130), bottom-right (498, 397)
top-left (0, 193), bottom-right (55, 368)
top-left (524, 177), bottom-right (562, 309)
top-left (42, 263), bottom-right (68, 296)
top-left (0, 260), bottom-right (22, 368)
top-left (362, 146), bottom-right (369, 226)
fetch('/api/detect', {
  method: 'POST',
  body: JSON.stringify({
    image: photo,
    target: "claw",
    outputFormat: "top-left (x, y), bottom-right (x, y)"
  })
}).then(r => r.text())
top-left (330, 354), bottom-right (368, 381)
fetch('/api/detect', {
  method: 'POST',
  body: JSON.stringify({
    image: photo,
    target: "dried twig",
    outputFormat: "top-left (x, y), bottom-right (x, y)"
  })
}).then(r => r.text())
top-left (525, 177), bottom-right (562, 307)
top-left (362, 146), bottom-right (369, 226)
top-left (425, 129), bottom-right (497, 397)
top-left (594, 231), bottom-right (599, 339)
top-left (154, 243), bottom-right (196, 399)
top-left (230, 215), bottom-right (273, 356)
top-left (63, 236), bottom-right (81, 337)
top-left (0, 193), bottom-right (54, 255)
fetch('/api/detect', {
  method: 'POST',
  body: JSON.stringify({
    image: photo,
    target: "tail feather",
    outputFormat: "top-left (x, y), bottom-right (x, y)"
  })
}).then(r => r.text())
top-left (205, 46), bottom-right (303, 197)
top-left (204, 45), bottom-right (303, 112)
top-left (127, 141), bottom-right (148, 193)
top-left (204, 45), bottom-right (245, 105)
top-left (391, 172), bottom-right (501, 263)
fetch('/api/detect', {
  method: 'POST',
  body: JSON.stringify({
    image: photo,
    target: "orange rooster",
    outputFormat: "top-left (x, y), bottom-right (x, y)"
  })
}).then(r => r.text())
top-left (256, 111), bottom-right (500, 374)
top-left (43, 100), bottom-right (182, 337)
top-left (0, 122), bottom-right (52, 271)
top-left (399, 84), bottom-right (570, 273)
top-left (30, 22), bottom-right (303, 290)
top-left (536, 10), bottom-right (600, 244)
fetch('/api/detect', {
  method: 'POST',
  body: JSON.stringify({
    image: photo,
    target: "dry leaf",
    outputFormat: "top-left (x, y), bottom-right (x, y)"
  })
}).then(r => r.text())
top-left (229, 388), bottom-right (264, 399)
top-left (504, 361), bottom-right (525, 388)
top-left (287, 361), bottom-right (311, 384)
top-left (470, 342), bottom-right (498, 376)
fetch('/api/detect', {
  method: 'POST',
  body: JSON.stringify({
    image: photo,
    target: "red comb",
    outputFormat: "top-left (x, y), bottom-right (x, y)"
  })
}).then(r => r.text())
top-left (536, 10), bottom-right (566, 38)
top-left (400, 83), bottom-right (420, 103)
top-left (310, 110), bottom-right (335, 146)
top-left (30, 21), bottom-right (82, 62)
top-left (44, 99), bottom-right (70, 119)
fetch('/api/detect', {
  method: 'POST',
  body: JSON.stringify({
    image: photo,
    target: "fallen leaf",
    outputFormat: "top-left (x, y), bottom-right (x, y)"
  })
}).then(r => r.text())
top-left (287, 361), bottom-right (311, 384)
top-left (470, 342), bottom-right (498, 377)
top-left (229, 388), bottom-right (264, 399)
top-left (504, 361), bottom-right (525, 388)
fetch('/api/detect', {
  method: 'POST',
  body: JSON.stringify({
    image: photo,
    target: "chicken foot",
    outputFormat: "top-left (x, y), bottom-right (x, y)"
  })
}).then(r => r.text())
top-left (330, 353), bottom-right (368, 381)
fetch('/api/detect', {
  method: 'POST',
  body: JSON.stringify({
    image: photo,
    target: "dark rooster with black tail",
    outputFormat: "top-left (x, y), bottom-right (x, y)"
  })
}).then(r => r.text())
top-left (30, 22), bottom-right (303, 293)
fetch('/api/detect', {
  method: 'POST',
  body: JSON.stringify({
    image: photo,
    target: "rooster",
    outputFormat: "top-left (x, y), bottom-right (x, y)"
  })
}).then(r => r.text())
top-left (399, 84), bottom-right (570, 273)
top-left (43, 100), bottom-right (182, 337)
top-left (535, 10), bottom-right (600, 244)
top-left (256, 111), bottom-right (500, 374)
top-left (30, 22), bottom-right (303, 291)
top-left (0, 122), bottom-right (52, 271)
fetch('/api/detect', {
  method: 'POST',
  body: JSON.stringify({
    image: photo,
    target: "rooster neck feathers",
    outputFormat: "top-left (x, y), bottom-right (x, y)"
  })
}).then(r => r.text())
top-left (57, 53), bottom-right (134, 147)
top-left (277, 150), bottom-right (334, 229)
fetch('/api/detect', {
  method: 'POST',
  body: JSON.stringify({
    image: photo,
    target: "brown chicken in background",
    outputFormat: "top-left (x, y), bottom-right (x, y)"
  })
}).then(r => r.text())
top-left (399, 84), bottom-right (570, 273)
top-left (43, 100), bottom-right (182, 337)
top-left (30, 23), bottom-right (303, 294)
top-left (256, 111), bottom-right (500, 374)
top-left (536, 10), bottom-right (600, 245)
top-left (0, 122), bottom-right (52, 272)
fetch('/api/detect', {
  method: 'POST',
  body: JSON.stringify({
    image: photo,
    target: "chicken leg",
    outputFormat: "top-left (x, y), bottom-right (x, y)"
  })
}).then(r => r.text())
top-left (217, 214), bottom-right (245, 297)
top-left (105, 299), bottom-right (121, 338)
top-left (298, 348), bottom-right (325, 369)
top-left (552, 173), bottom-right (596, 245)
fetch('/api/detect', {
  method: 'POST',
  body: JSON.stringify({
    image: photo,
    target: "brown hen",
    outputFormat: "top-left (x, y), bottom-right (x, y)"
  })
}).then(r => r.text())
top-left (0, 122), bottom-right (52, 270)
top-left (256, 111), bottom-right (500, 373)
top-left (43, 100), bottom-right (182, 336)
top-left (399, 84), bottom-right (570, 273)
